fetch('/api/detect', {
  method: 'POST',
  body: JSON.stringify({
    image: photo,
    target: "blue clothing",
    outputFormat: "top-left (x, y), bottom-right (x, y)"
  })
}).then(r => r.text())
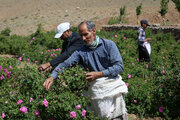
top-left (51, 38), bottom-right (123, 79)
top-left (137, 27), bottom-right (146, 47)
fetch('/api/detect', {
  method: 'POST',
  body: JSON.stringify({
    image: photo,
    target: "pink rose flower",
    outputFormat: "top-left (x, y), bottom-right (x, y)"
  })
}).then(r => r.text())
top-left (70, 111), bottom-right (76, 118)
top-left (0, 66), bottom-right (2, 70)
top-left (35, 61), bottom-right (38, 64)
top-left (17, 99), bottom-right (23, 105)
top-left (30, 98), bottom-right (33, 102)
top-left (41, 52), bottom-right (43, 54)
top-left (146, 64), bottom-right (148, 68)
top-left (162, 70), bottom-right (165, 75)
top-left (42, 99), bottom-right (48, 107)
top-left (159, 107), bottom-right (163, 112)
top-left (7, 71), bottom-right (11, 76)
top-left (27, 59), bottom-right (30, 62)
top-left (75, 105), bottom-right (81, 109)
top-left (47, 50), bottom-right (50, 52)
top-left (1, 113), bottom-right (5, 119)
top-left (9, 66), bottom-right (12, 69)
top-left (128, 74), bottom-right (131, 79)
top-left (114, 35), bottom-right (118, 38)
top-left (0, 75), bottom-right (5, 80)
top-left (5, 101), bottom-right (8, 104)
top-left (126, 83), bottom-right (129, 87)
top-left (134, 99), bottom-right (138, 103)
top-left (3, 69), bottom-right (7, 73)
top-left (9, 85), bottom-right (11, 87)
top-left (81, 109), bottom-right (86, 117)
top-left (22, 53), bottom-right (25, 56)
top-left (123, 36), bottom-right (126, 39)
top-left (34, 110), bottom-right (40, 117)
top-left (20, 106), bottom-right (27, 113)
top-left (32, 37), bottom-right (35, 40)
top-left (137, 58), bottom-right (139, 62)
top-left (123, 51), bottom-right (126, 54)
top-left (19, 57), bottom-right (22, 61)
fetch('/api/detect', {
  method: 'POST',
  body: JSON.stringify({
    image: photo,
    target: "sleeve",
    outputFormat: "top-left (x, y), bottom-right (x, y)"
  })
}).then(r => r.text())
top-left (50, 36), bottom-right (83, 68)
top-left (102, 41), bottom-right (123, 77)
top-left (50, 50), bottom-right (81, 79)
top-left (138, 29), bottom-right (145, 42)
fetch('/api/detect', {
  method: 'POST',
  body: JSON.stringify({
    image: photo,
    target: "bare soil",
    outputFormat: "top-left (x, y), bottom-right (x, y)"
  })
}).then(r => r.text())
top-left (0, 0), bottom-right (179, 36)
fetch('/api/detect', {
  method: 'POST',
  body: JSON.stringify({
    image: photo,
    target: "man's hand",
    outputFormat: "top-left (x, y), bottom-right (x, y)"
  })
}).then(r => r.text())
top-left (85, 72), bottom-right (103, 82)
top-left (43, 76), bottom-right (54, 91)
top-left (146, 38), bottom-right (151, 42)
top-left (38, 62), bottom-right (51, 71)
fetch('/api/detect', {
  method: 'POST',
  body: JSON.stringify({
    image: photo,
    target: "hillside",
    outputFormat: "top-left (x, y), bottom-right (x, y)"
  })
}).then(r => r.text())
top-left (0, 0), bottom-right (180, 35)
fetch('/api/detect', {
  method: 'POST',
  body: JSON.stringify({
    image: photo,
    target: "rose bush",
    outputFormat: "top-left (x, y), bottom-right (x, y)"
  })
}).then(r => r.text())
top-left (0, 26), bottom-right (180, 119)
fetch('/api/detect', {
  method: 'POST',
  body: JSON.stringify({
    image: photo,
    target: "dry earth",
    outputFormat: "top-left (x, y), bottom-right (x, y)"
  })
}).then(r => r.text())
top-left (0, 0), bottom-right (180, 36)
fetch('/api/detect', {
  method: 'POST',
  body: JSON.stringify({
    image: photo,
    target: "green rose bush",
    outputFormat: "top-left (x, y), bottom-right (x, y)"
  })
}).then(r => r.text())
top-left (0, 26), bottom-right (180, 119)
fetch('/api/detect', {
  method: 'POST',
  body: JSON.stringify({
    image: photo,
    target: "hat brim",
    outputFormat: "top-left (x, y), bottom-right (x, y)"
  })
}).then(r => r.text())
top-left (147, 24), bottom-right (150, 26)
top-left (54, 33), bottom-right (63, 38)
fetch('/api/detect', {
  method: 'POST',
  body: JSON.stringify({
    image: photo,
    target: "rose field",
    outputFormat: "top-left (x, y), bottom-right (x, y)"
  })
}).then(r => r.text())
top-left (0, 25), bottom-right (180, 120)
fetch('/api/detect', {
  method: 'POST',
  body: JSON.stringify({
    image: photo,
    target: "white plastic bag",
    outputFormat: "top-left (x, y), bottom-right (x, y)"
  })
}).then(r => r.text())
top-left (143, 42), bottom-right (151, 55)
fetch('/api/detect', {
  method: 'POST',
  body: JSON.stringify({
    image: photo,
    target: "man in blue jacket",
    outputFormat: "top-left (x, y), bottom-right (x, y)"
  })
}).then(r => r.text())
top-left (43, 21), bottom-right (128, 120)
top-left (38, 22), bottom-right (84, 71)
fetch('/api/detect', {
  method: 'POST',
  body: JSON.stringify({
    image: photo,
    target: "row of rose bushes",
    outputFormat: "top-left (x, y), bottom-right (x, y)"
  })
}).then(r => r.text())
top-left (0, 26), bottom-right (180, 119)
top-left (0, 57), bottom-right (102, 120)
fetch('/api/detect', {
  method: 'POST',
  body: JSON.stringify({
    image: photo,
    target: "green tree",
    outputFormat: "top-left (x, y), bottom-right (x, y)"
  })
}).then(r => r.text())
top-left (172, 0), bottom-right (180, 12)
top-left (136, 3), bottom-right (142, 25)
top-left (159, 0), bottom-right (169, 25)
top-left (119, 6), bottom-right (126, 24)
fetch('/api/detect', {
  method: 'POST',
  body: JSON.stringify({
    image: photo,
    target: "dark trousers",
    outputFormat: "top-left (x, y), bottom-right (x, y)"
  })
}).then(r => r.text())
top-left (138, 45), bottom-right (150, 62)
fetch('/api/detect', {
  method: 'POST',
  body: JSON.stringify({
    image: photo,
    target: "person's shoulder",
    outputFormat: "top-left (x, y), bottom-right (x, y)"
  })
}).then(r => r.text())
top-left (100, 38), bottom-right (115, 45)
top-left (71, 32), bottom-right (83, 44)
top-left (72, 32), bottom-right (81, 38)
top-left (138, 27), bottom-right (143, 31)
top-left (100, 38), bottom-right (116, 49)
top-left (76, 44), bottom-right (87, 52)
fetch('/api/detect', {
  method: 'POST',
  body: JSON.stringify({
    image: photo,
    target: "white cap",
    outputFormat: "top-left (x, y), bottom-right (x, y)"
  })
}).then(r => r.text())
top-left (54, 22), bottom-right (70, 38)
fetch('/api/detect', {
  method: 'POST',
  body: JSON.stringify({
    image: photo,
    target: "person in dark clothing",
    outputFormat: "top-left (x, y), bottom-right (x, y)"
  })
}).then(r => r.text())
top-left (137, 19), bottom-right (151, 62)
top-left (38, 22), bottom-right (84, 71)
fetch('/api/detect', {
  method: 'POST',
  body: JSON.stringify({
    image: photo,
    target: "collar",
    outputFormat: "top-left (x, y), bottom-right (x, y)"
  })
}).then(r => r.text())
top-left (66, 32), bottom-right (73, 43)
